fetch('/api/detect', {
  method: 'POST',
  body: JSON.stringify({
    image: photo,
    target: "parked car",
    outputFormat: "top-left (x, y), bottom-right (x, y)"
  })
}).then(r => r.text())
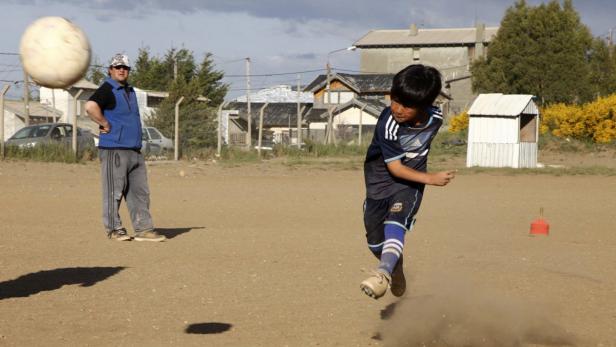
top-left (141, 126), bottom-right (173, 156)
top-left (5, 123), bottom-right (95, 149)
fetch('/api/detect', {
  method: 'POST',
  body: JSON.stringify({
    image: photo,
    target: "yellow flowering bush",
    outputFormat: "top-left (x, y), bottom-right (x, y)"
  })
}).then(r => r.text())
top-left (540, 94), bottom-right (616, 143)
top-left (448, 111), bottom-right (469, 133)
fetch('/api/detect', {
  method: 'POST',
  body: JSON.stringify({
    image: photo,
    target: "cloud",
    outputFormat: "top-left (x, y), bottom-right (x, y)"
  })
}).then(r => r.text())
top-left (7, 0), bottom-right (612, 34)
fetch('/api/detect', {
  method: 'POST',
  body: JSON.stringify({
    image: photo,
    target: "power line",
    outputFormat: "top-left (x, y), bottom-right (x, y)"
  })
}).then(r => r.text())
top-left (224, 68), bottom-right (325, 78)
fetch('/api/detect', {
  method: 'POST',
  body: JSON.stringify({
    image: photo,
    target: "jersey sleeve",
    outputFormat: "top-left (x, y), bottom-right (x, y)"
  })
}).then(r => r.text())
top-left (88, 82), bottom-right (115, 110)
top-left (376, 109), bottom-right (406, 163)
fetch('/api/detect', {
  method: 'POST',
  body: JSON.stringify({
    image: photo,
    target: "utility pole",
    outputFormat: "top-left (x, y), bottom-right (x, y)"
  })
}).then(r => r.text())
top-left (72, 89), bottom-right (83, 156)
top-left (51, 89), bottom-right (57, 123)
top-left (23, 70), bottom-right (30, 126)
top-left (257, 103), bottom-right (269, 158)
top-left (217, 101), bottom-right (229, 158)
top-left (174, 96), bottom-right (185, 161)
top-left (325, 62), bottom-right (334, 145)
top-left (1, 85), bottom-right (10, 159)
top-left (174, 51), bottom-right (178, 81)
top-left (296, 74), bottom-right (302, 148)
top-left (245, 57), bottom-right (252, 149)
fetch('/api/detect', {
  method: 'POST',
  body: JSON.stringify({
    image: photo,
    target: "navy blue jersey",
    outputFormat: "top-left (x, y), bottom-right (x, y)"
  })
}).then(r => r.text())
top-left (364, 106), bottom-right (443, 199)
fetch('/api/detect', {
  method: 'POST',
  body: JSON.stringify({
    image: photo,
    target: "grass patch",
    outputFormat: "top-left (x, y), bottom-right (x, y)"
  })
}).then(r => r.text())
top-left (3, 143), bottom-right (96, 163)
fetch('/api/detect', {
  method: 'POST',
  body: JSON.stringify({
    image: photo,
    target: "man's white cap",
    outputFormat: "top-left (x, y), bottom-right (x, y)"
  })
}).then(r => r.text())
top-left (109, 53), bottom-right (130, 68)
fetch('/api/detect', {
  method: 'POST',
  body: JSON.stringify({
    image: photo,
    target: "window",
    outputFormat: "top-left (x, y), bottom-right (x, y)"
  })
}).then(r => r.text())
top-left (33, 125), bottom-right (52, 137)
top-left (148, 128), bottom-right (162, 140)
top-left (11, 127), bottom-right (36, 139)
top-left (62, 125), bottom-right (73, 137)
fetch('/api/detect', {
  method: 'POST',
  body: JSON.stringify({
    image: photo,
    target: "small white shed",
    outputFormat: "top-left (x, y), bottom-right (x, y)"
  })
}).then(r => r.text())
top-left (466, 93), bottom-right (539, 168)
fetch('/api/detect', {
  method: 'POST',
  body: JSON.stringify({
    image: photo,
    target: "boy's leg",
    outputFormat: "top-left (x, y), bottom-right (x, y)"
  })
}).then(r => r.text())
top-left (361, 197), bottom-right (391, 299)
top-left (125, 151), bottom-right (164, 242)
top-left (361, 188), bottom-right (422, 299)
top-left (381, 188), bottom-right (422, 297)
top-left (100, 149), bottom-right (130, 241)
top-left (363, 198), bottom-right (388, 259)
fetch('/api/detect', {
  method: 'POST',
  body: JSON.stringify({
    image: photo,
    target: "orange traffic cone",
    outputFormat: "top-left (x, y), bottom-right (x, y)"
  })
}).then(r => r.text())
top-left (530, 207), bottom-right (550, 236)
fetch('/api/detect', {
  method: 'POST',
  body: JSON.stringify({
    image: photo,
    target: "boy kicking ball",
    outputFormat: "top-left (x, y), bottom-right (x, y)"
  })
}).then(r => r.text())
top-left (360, 64), bottom-right (456, 299)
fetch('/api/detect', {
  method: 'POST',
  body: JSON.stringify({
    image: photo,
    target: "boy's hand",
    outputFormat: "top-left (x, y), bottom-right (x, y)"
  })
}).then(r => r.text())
top-left (427, 170), bottom-right (456, 186)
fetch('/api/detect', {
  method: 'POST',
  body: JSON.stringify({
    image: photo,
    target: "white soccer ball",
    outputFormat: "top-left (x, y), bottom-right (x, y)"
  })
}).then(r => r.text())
top-left (19, 16), bottom-right (91, 89)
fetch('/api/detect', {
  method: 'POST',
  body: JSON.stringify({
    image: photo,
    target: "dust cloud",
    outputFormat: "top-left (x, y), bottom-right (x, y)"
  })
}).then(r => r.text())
top-left (376, 275), bottom-right (578, 347)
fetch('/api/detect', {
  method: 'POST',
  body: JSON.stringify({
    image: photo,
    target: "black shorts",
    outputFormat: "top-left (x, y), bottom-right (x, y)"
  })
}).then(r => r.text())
top-left (363, 188), bottom-right (423, 247)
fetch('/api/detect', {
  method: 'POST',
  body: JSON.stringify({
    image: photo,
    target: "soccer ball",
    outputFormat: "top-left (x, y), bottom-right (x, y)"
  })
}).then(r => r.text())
top-left (19, 16), bottom-right (91, 89)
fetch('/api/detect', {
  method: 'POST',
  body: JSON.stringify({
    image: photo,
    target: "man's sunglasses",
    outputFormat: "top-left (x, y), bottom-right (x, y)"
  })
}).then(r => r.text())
top-left (112, 65), bottom-right (130, 71)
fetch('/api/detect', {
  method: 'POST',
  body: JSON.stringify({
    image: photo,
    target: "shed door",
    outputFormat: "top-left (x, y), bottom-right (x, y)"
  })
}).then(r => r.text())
top-left (519, 114), bottom-right (536, 142)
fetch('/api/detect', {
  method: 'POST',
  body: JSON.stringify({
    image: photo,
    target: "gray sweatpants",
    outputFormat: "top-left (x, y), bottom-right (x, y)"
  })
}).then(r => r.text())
top-left (99, 149), bottom-right (154, 234)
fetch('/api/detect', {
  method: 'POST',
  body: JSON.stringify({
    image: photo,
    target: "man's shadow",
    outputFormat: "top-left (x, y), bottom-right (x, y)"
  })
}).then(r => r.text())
top-left (156, 227), bottom-right (205, 240)
top-left (185, 322), bottom-right (232, 335)
top-left (0, 267), bottom-right (125, 300)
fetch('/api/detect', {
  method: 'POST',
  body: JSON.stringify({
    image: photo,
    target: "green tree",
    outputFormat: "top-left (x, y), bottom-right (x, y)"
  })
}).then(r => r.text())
top-left (87, 56), bottom-right (106, 85)
top-left (472, 0), bottom-right (594, 104)
top-left (587, 38), bottom-right (616, 97)
top-left (131, 47), bottom-right (229, 151)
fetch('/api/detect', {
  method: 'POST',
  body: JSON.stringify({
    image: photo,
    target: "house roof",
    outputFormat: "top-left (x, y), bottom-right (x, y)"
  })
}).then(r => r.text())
top-left (304, 73), bottom-right (394, 93)
top-left (70, 79), bottom-right (99, 90)
top-left (354, 26), bottom-right (499, 48)
top-left (3, 100), bottom-right (62, 119)
top-left (225, 102), bottom-right (314, 127)
top-left (304, 73), bottom-right (452, 100)
top-left (304, 98), bottom-right (386, 123)
top-left (468, 94), bottom-right (538, 117)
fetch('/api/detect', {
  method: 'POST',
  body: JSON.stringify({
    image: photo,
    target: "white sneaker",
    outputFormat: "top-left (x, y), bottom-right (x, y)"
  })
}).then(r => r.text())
top-left (360, 269), bottom-right (391, 299)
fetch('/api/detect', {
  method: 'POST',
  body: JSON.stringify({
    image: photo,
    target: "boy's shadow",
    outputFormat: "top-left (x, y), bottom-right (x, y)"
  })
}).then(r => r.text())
top-left (0, 266), bottom-right (126, 300)
top-left (156, 227), bottom-right (205, 239)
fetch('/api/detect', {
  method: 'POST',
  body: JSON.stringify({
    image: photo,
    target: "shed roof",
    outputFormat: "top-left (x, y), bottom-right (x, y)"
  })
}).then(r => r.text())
top-left (468, 94), bottom-right (538, 117)
top-left (354, 26), bottom-right (499, 47)
top-left (304, 73), bottom-right (394, 93)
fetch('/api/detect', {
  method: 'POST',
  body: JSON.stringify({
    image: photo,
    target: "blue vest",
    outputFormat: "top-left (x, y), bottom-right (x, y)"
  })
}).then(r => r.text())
top-left (98, 77), bottom-right (143, 149)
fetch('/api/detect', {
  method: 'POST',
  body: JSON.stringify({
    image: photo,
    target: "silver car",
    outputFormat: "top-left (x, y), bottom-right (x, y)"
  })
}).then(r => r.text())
top-left (5, 123), bottom-right (95, 149)
top-left (141, 126), bottom-right (173, 155)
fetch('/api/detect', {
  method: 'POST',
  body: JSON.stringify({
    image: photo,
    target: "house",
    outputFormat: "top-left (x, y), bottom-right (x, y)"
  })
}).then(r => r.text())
top-left (466, 93), bottom-right (540, 168)
top-left (303, 72), bottom-right (451, 143)
top-left (38, 79), bottom-right (98, 124)
top-left (222, 84), bottom-right (315, 146)
top-left (1, 100), bottom-right (62, 139)
top-left (224, 102), bottom-right (313, 146)
top-left (353, 23), bottom-right (498, 114)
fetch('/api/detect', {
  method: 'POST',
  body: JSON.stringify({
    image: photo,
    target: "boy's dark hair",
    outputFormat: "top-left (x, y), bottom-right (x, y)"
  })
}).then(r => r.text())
top-left (390, 64), bottom-right (442, 109)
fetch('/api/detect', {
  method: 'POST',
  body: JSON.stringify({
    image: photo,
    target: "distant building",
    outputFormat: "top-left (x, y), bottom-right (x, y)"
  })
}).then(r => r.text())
top-left (354, 23), bottom-right (498, 115)
top-left (303, 72), bottom-right (451, 143)
top-left (1, 100), bottom-right (61, 139)
top-left (225, 84), bottom-right (314, 146)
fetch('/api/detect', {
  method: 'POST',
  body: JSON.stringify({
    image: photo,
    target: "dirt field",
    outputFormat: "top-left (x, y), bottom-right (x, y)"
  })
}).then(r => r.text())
top-left (1, 158), bottom-right (615, 346)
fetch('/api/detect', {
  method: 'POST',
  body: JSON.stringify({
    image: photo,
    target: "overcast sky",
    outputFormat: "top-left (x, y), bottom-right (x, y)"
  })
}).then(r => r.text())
top-left (1, 0), bottom-right (614, 99)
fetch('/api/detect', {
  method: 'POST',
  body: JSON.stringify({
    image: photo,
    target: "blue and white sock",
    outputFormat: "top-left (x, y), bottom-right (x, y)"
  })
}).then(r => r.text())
top-left (377, 224), bottom-right (406, 275)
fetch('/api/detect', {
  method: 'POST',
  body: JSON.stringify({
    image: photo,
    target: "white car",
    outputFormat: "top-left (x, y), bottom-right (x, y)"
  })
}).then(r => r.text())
top-left (142, 127), bottom-right (173, 155)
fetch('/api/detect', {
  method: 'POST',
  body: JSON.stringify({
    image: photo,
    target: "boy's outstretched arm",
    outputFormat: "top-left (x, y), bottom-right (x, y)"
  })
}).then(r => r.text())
top-left (386, 160), bottom-right (456, 186)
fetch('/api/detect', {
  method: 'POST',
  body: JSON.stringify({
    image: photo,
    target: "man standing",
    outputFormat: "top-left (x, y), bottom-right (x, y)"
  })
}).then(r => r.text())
top-left (85, 53), bottom-right (165, 242)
